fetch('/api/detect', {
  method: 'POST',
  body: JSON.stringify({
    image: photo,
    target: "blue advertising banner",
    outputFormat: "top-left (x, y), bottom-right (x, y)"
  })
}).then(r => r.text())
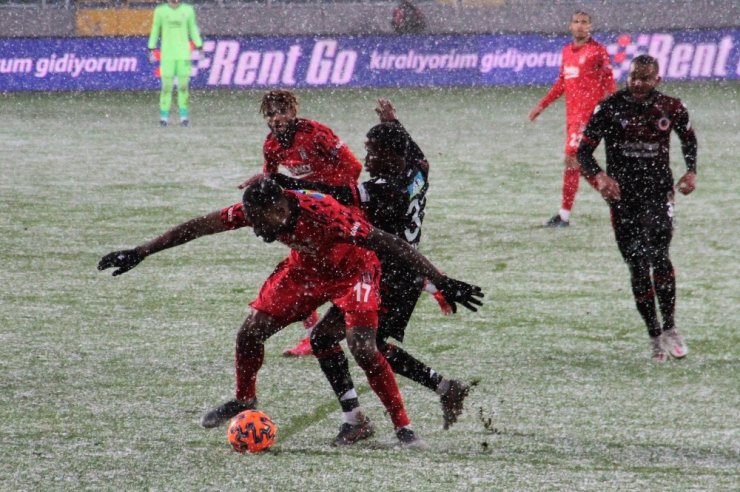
top-left (1, 29), bottom-right (738, 92)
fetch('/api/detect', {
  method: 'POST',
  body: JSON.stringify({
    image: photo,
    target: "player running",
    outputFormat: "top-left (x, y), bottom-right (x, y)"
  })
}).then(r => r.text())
top-left (240, 90), bottom-right (364, 357)
top-left (529, 10), bottom-right (616, 227)
top-left (576, 55), bottom-right (697, 362)
top-left (147, 0), bottom-right (203, 127)
top-left (270, 98), bottom-right (470, 445)
top-left (98, 178), bottom-right (483, 447)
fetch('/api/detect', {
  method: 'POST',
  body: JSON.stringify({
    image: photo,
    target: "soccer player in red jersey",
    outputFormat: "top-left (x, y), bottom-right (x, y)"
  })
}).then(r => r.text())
top-left (529, 11), bottom-right (616, 227)
top-left (98, 178), bottom-right (482, 447)
top-left (576, 55), bottom-right (697, 362)
top-left (239, 90), bottom-right (364, 356)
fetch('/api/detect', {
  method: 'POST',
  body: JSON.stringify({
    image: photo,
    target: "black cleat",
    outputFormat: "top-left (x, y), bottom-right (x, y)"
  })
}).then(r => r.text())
top-left (543, 214), bottom-right (569, 228)
top-left (395, 427), bottom-right (426, 449)
top-left (180, 119), bottom-right (189, 128)
top-left (441, 380), bottom-right (470, 430)
top-left (200, 398), bottom-right (257, 429)
top-left (159, 120), bottom-right (168, 128)
top-left (332, 415), bottom-right (375, 446)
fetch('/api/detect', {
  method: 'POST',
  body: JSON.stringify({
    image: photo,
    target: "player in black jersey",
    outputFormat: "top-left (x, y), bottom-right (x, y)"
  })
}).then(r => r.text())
top-left (577, 55), bottom-right (697, 362)
top-left (271, 99), bottom-right (472, 444)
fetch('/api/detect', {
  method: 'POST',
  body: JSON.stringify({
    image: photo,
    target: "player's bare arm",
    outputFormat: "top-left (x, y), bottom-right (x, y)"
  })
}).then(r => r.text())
top-left (98, 210), bottom-right (231, 276)
top-left (358, 227), bottom-right (483, 313)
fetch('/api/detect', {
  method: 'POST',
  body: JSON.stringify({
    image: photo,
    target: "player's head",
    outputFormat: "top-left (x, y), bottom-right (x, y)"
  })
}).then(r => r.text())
top-left (570, 11), bottom-right (592, 42)
top-left (242, 177), bottom-right (292, 243)
top-left (627, 55), bottom-right (661, 101)
top-left (260, 90), bottom-right (299, 144)
top-left (167, 0), bottom-right (180, 6)
top-left (364, 122), bottom-right (408, 177)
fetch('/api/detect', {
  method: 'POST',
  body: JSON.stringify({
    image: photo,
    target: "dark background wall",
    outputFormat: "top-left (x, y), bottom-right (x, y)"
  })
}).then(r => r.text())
top-left (1, 0), bottom-right (738, 38)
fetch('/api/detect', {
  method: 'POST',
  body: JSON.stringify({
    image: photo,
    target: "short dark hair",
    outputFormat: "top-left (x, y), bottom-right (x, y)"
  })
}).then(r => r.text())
top-left (242, 178), bottom-right (284, 210)
top-left (631, 54), bottom-right (660, 72)
top-left (572, 10), bottom-right (591, 22)
top-left (366, 122), bottom-right (408, 157)
top-left (260, 90), bottom-right (299, 116)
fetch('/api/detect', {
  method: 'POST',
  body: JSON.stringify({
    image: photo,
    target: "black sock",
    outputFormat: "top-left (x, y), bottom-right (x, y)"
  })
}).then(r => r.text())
top-left (312, 337), bottom-right (358, 413)
top-left (628, 261), bottom-right (661, 337)
top-left (379, 341), bottom-right (443, 392)
top-left (653, 263), bottom-right (676, 332)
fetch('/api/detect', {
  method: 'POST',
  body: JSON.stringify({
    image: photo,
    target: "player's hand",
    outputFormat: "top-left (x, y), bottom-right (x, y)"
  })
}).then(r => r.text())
top-left (593, 172), bottom-right (621, 202)
top-left (436, 277), bottom-right (484, 314)
top-left (98, 248), bottom-right (144, 276)
top-left (375, 98), bottom-right (397, 122)
top-left (528, 105), bottom-right (544, 122)
top-left (676, 171), bottom-right (696, 195)
top-left (148, 50), bottom-right (157, 63)
top-left (237, 173), bottom-right (265, 190)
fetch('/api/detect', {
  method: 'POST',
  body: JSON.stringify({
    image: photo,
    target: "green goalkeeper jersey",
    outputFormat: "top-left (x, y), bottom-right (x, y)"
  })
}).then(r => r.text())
top-left (148, 2), bottom-right (203, 61)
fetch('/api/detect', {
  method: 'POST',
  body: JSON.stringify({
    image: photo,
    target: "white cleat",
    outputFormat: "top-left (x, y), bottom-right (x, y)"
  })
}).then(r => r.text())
top-left (650, 336), bottom-right (668, 363)
top-left (661, 328), bottom-right (688, 358)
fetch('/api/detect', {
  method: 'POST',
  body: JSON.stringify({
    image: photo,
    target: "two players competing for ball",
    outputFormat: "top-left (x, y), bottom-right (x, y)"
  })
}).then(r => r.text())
top-left (99, 94), bottom-right (483, 447)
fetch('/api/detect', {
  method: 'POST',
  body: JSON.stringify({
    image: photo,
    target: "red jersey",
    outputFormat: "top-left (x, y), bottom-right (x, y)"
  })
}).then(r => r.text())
top-left (263, 118), bottom-right (362, 186)
top-left (220, 189), bottom-right (376, 276)
top-left (538, 38), bottom-right (616, 123)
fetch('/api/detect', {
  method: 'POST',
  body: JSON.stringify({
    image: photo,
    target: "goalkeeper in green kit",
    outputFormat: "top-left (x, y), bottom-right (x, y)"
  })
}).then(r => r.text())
top-left (148, 0), bottom-right (203, 127)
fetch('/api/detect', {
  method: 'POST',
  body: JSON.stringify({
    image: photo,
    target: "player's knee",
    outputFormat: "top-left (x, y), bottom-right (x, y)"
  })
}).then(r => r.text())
top-left (347, 330), bottom-right (378, 369)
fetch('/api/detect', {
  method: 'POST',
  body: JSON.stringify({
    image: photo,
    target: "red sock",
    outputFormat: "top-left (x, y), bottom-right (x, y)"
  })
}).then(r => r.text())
top-left (561, 167), bottom-right (581, 212)
top-left (303, 310), bottom-right (319, 330)
top-left (235, 340), bottom-right (264, 401)
top-left (359, 351), bottom-right (410, 428)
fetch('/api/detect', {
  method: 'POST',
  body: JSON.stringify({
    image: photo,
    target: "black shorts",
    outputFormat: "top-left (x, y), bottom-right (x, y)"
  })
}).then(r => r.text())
top-left (377, 267), bottom-right (424, 343)
top-left (610, 192), bottom-right (674, 263)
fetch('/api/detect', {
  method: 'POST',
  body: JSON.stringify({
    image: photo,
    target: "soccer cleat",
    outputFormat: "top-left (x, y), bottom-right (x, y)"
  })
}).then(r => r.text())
top-left (200, 398), bottom-right (257, 429)
top-left (661, 328), bottom-right (688, 358)
top-left (283, 336), bottom-right (313, 357)
top-left (331, 415), bottom-right (375, 446)
top-left (395, 427), bottom-right (426, 449)
top-left (543, 214), bottom-right (570, 228)
top-left (159, 120), bottom-right (168, 128)
top-left (440, 380), bottom-right (470, 430)
top-left (650, 336), bottom-right (668, 363)
top-left (180, 119), bottom-right (189, 128)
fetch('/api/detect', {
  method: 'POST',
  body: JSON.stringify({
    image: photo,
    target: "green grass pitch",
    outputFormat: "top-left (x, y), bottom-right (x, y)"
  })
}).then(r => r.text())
top-left (0, 84), bottom-right (738, 490)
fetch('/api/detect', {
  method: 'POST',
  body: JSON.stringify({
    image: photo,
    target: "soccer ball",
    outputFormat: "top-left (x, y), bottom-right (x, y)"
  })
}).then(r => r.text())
top-left (227, 410), bottom-right (277, 454)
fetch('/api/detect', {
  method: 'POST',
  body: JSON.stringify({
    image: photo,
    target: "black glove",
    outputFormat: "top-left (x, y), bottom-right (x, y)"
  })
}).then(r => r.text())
top-left (98, 248), bottom-right (143, 276)
top-left (436, 277), bottom-right (484, 313)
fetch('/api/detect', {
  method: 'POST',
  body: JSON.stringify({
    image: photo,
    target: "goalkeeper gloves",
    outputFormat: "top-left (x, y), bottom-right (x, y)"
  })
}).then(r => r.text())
top-left (98, 248), bottom-right (144, 276)
top-left (148, 50), bottom-right (157, 63)
top-left (436, 277), bottom-right (484, 314)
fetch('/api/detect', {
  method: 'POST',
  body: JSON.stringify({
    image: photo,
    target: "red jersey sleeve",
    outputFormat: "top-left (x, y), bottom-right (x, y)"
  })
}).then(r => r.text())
top-left (219, 202), bottom-right (252, 230)
top-left (262, 140), bottom-right (279, 174)
top-left (539, 50), bottom-right (566, 109)
top-left (310, 125), bottom-right (362, 183)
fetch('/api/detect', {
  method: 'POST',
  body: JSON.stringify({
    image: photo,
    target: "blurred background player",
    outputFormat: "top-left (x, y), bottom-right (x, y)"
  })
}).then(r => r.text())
top-left (99, 177), bottom-right (483, 447)
top-left (528, 10), bottom-right (616, 227)
top-left (271, 99), bottom-right (470, 444)
top-left (147, 0), bottom-right (203, 127)
top-left (576, 55), bottom-right (697, 362)
top-left (239, 89), bottom-right (363, 357)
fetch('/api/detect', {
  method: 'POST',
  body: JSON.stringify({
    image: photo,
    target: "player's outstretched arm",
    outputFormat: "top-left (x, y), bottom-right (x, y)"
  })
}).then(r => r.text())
top-left (360, 228), bottom-right (483, 313)
top-left (98, 210), bottom-right (229, 276)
